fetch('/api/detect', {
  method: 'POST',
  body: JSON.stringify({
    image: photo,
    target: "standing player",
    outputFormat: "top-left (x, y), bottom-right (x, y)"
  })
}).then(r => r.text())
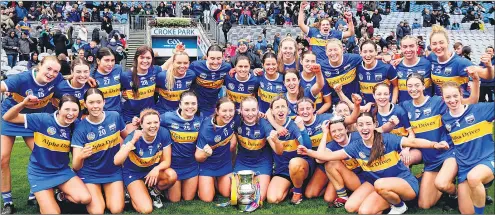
top-left (91, 48), bottom-right (124, 112)
top-left (257, 53), bottom-right (286, 113)
top-left (224, 56), bottom-right (260, 109)
top-left (277, 37), bottom-right (300, 73)
top-left (299, 51), bottom-right (332, 114)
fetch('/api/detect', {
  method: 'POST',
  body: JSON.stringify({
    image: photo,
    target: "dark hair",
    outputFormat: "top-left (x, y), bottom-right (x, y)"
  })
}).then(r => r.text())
top-left (360, 39), bottom-right (378, 51)
top-left (178, 90), bottom-right (200, 117)
top-left (207, 45), bottom-right (224, 57)
top-left (58, 95), bottom-right (81, 136)
top-left (235, 55), bottom-right (251, 66)
top-left (296, 97), bottom-right (315, 114)
top-left (71, 58), bottom-right (91, 73)
top-left (95, 47), bottom-right (115, 69)
top-left (301, 50), bottom-right (316, 60)
top-left (212, 97), bottom-right (235, 127)
top-left (262, 52), bottom-right (277, 64)
top-left (132, 45), bottom-right (155, 98)
top-left (284, 68), bottom-right (305, 100)
top-left (269, 94), bottom-right (288, 110)
top-left (359, 112), bottom-right (384, 166)
top-left (406, 73), bottom-right (425, 85)
top-left (83, 87), bottom-right (105, 102)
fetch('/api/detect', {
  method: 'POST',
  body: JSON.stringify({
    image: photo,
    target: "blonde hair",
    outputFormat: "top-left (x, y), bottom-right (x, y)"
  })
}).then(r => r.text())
top-left (139, 108), bottom-right (160, 124)
top-left (166, 51), bottom-right (189, 90)
top-left (36, 56), bottom-right (60, 73)
top-left (277, 37), bottom-right (300, 73)
top-left (400, 35), bottom-right (418, 47)
top-left (441, 81), bottom-right (462, 95)
top-left (325, 38), bottom-right (344, 51)
top-left (429, 24), bottom-right (449, 44)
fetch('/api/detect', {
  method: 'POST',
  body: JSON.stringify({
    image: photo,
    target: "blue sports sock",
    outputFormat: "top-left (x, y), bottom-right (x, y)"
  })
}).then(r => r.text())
top-left (394, 201), bottom-right (405, 208)
top-left (293, 187), bottom-right (302, 194)
top-left (2, 191), bottom-right (13, 205)
top-left (28, 190), bottom-right (35, 200)
top-left (336, 188), bottom-right (348, 198)
top-left (474, 206), bottom-right (485, 214)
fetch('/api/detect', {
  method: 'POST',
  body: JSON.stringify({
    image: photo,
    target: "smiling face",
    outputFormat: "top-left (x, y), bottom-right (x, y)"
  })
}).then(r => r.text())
top-left (356, 115), bottom-right (375, 141)
top-left (97, 55), bottom-right (115, 73)
top-left (85, 93), bottom-right (105, 118)
top-left (400, 38), bottom-right (417, 60)
top-left (37, 59), bottom-right (61, 84)
top-left (335, 102), bottom-right (351, 117)
top-left (329, 122), bottom-right (347, 143)
top-left (430, 33), bottom-right (449, 59)
top-left (58, 101), bottom-right (79, 125)
top-left (319, 19), bottom-right (331, 34)
top-left (174, 54), bottom-right (190, 76)
top-left (137, 51), bottom-right (153, 72)
top-left (240, 100), bottom-right (259, 124)
top-left (207, 51), bottom-right (223, 70)
top-left (373, 85), bottom-right (390, 108)
top-left (272, 98), bottom-right (289, 121)
top-left (141, 114), bottom-right (160, 137)
top-left (235, 59), bottom-right (250, 79)
top-left (301, 53), bottom-right (316, 74)
top-left (326, 42), bottom-right (343, 64)
top-left (284, 72), bottom-right (300, 95)
top-left (263, 57), bottom-right (278, 76)
top-left (216, 101), bottom-right (235, 124)
top-left (442, 86), bottom-right (462, 112)
top-left (406, 77), bottom-right (425, 99)
top-left (280, 40), bottom-right (296, 61)
top-left (360, 43), bottom-right (377, 65)
top-left (72, 64), bottom-right (90, 85)
top-left (297, 101), bottom-right (314, 122)
top-left (179, 94), bottom-right (198, 118)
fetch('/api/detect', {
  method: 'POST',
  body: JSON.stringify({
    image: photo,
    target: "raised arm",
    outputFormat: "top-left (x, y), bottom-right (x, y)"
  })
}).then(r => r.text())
top-left (462, 67), bottom-right (481, 104)
top-left (298, 1), bottom-right (310, 34)
top-left (342, 12), bottom-right (355, 39)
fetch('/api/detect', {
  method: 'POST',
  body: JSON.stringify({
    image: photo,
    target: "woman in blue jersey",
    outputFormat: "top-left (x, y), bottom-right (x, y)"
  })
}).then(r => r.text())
top-left (440, 80), bottom-right (493, 214)
top-left (3, 95), bottom-right (91, 214)
top-left (71, 88), bottom-right (133, 214)
top-left (156, 51), bottom-right (196, 114)
top-left (297, 1), bottom-right (354, 62)
top-left (358, 40), bottom-right (399, 104)
top-left (428, 25), bottom-right (494, 97)
top-left (114, 109), bottom-right (177, 212)
top-left (121, 46), bottom-right (163, 123)
top-left (298, 112), bottom-right (450, 214)
top-left (321, 39), bottom-right (362, 106)
top-left (277, 37), bottom-right (300, 73)
top-left (53, 58), bottom-right (91, 117)
top-left (401, 73), bottom-right (479, 210)
top-left (161, 91), bottom-right (203, 202)
top-left (266, 96), bottom-right (312, 205)
top-left (300, 94), bottom-right (360, 204)
top-left (195, 97), bottom-right (238, 202)
top-left (0, 55), bottom-right (63, 211)
top-left (396, 36), bottom-right (433, 102)
top-left (284, 68), bottom-right (323, 118)
top-left (234, 96), bottom-right (282, 202)
top-left (190, 45), bottom-right (232, 117)
top-left (224, 56), bottom-right (260, 109)
top-left (91, 47), bottom-right (124, 112)
top-left (257, 52), bottom-right (287, 113)
top-left (300, 51), bottom-right (332, 113)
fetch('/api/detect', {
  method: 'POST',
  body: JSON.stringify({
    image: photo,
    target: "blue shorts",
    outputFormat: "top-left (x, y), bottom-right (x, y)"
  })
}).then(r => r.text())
top-left (273, 157), bottom-right (316, 178)
top-left (78, 169), bottom-right (123, 184)
top-left (458, 158), bottom-right (495, 184)
top-left (122, 169), bottom-right (148, 187)
top-left (316, 163), bottom-right (326, 173)
top-left (172, 161), bottom-right (199, 181)
top-left (28, 165), bottom-right (75, 193)
top-left (234, 160), bottom-right (272, 176)
top-left (1, 118), bottom-right (34, 137)
top-left (199, 160), bottom-right (232, 177)
top-left (424, 151), bottom-right (455, 172)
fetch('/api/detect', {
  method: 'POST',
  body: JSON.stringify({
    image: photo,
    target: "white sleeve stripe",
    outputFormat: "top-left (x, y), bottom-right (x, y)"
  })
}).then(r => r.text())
top-left (71, 145), bottom-right (84, 148)
top-left (399, 137), bottom-right (405, 150)
top-left (24, 115), bottom-right (28, 129)
top-left (1, 81), bottom-right (8, 92)
top-left (342, 150), bottom-right (353, 159)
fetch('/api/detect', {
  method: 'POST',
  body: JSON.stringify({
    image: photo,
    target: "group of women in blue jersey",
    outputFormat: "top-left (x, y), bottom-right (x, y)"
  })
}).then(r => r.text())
top-left (0, 17), bottom-right (494, 215)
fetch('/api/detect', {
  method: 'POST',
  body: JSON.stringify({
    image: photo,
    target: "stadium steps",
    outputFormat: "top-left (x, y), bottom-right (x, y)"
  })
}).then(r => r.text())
top-left (125, 30), bottom-right (147, 69)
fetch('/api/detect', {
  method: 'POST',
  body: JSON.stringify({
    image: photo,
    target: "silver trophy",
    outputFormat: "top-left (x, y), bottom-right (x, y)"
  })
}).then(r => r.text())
top-left (237, 170), bottom-right (256, 206)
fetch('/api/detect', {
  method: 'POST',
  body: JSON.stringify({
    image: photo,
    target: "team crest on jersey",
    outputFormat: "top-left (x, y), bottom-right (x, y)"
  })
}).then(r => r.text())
top-left (358, 73), bottom-right (363, 80)
top-left (445, 124), bottom-right (452, 132)
top-left (358, 152), bottom-right (366, 159)
top-left (214, 135), bottom-right (221, 143)
top-left (193, 121), bottom-right (201, 130)
top-left (375, 74), bottom-right (383, 81)
top-left (237, 127), bottom-right (242, 134)
top-left (87, 132), bottom-right (96, 141)
top-left (109, 123), bottom-right (116, 132)
top-left (47, 126), bottom-right (56, 135)
top-left (423, 108), bottom-right (432, 116)
top-left (25, 89), bottom-right (33, 96)
top-left (465, 114), bottom-right (475, 124)
top-left (200, 73), bottom-right (207, 79)
top-left (139, 148), bottom-right (144, 156)
top-left (171, 123), bottom-right (179, 130)
top-left (444, 67), bottom-right (452, 76)
top-left (228, 83), bottom-right (235, 90)
top-left (276, 85), bottom-right (283, 92)
top-left (254, 130), bottom-right (261, 138)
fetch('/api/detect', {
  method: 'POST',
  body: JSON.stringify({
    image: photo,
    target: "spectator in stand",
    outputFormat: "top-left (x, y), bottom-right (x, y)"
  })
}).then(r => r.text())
top-left (273, 32), bottom-right (281, 54)
top-left (453, 42), bottom-right (463, 56)
top-left (54, 12), bottom-right (65, 21)
top-left (81, 7), bottom-right (91, 22)
top-left (84, 40), bottom-right (99, 58)
top-left (101, 16), bottom-right (113, 34)
top-left (1, 11), bottom-right (15, 30)
top-left (18, 31), bottom-right (32, 61)
top-left (461, 46), bottom-right (472, 61)
top-left (470, 18), bottom-right (481, 30)
top-left (27, 6), bottom-right (39, 21)
top-left (422, 8), bottom-right (432, 27)
top-left (3, 29), bottom-right (19, 67)
top-left (53, 29), bottom-right (69, 56)
top-left (396, 21), bottom-right (405, 44)
top-left (371, 9), bottom-right (382, 29)
top-left (14, 1), bottom-right (28, 23)
top-left (239, 9), bottom-right (256, 25)
top-left (222, 15), bottom-right (232, 43)
top-left (157, 2), bottom-right (167, 17)
top-left (91, 7), bottom-right (101, 22)
top-left (57, 53), bottom-right (71, 76)
top-left (224, 42), bottom-right (237, 58)
top-left (27, 51), bottom-right (39, 70)
top-left (254, 35), bottom-right (268, 54)
top-left (144, 2), bottom-right (154, 15)
top-left (231, 39), bottom-right (262, 69)
top-left (67, 7), bottom-right (81, 22)
top-left (402, 21), bottom-right (412, 37)
top-left (72, 37), bottom-right (87, 55)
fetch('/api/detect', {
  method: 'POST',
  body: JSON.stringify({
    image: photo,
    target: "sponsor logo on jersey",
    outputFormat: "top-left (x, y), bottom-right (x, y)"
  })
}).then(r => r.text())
top-left (87, 132), bottom-right (96, 141)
